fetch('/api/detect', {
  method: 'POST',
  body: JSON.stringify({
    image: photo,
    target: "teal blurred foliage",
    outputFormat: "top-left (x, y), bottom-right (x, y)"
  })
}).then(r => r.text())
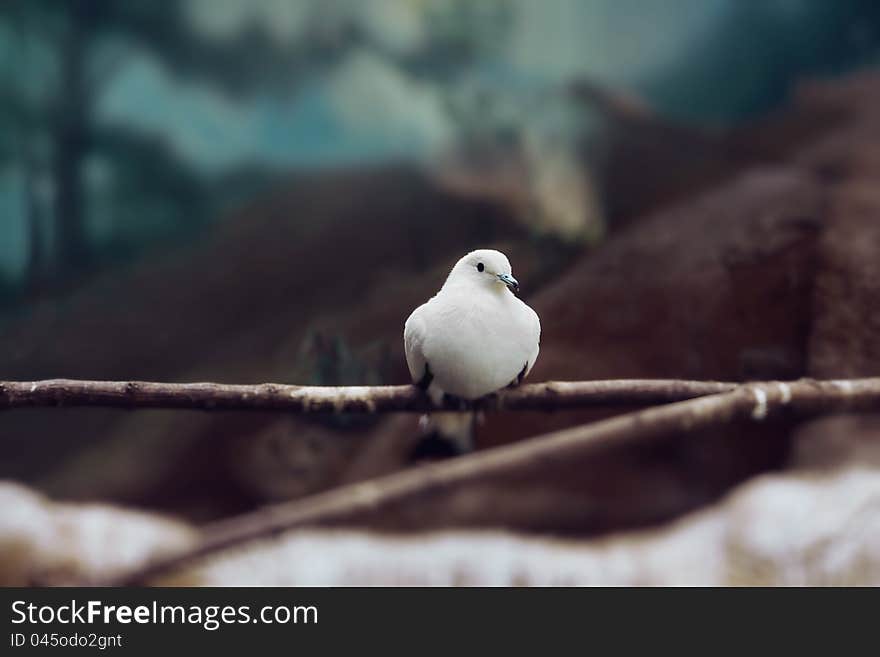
top-left (0, 0), bottom-right (326, 297)
top-left (648, 0), bottom-right (880, 121)
top-left (0, 0), bottom-right (879, 308)
top-left (0, 0), bottom-right (509, 303)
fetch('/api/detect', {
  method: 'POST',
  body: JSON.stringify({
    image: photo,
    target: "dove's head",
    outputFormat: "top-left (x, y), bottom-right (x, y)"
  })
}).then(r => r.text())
top-left (443, 249), bottom-right (519, 294)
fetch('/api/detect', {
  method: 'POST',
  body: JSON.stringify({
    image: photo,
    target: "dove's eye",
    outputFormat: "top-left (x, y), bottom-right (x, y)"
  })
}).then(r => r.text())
top-left (477, 262), bottom-right (484, 272)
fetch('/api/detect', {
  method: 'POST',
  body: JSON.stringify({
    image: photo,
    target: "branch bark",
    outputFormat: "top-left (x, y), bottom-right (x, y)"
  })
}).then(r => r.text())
top-left (109, 377), bottom-right (880, 585)
top-left (0, 378), bottom-right (737, 413)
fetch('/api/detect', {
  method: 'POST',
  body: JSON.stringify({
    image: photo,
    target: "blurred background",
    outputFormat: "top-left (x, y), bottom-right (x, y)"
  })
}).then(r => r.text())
top-left (2, 0), bottom-right (880, 584)
top-left (4, 0), bottom-right (880, 296)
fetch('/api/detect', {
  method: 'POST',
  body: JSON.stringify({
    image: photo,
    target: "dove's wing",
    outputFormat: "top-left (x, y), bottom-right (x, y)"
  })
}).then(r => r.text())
top-left (521, 303), bottom-right (541, 380)
top-left (404, 302), bottom-right (430, 385)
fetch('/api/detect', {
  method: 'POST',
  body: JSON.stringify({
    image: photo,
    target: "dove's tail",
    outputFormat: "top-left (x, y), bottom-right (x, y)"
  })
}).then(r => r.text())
top-left (410, 411), bottom-right (475, 459)
top-left (408, 382), bottom-right (477, 459)
top-left (428, 411), bottom-right (475, 450)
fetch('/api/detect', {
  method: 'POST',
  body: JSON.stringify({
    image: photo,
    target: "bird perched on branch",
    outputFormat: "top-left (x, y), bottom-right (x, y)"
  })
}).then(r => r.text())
top-left (404, 249), bottom-right (541, 457)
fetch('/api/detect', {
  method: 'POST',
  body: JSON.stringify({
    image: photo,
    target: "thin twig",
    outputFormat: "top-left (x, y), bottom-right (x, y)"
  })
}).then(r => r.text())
top-left (110, 377), bottom-right (880, 585)
top-left (0, 378), bottom-right (736, 413)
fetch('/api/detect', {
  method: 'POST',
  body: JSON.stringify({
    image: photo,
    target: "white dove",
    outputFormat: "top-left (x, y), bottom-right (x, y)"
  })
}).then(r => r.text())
top-left (404, 249), bottom-right (541, 455)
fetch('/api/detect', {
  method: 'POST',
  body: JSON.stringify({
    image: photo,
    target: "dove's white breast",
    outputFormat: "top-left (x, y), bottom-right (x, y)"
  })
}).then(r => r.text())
top-left (404, 285), bottom-right (540, 400)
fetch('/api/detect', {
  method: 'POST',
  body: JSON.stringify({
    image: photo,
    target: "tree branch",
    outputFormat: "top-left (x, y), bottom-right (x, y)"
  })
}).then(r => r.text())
top-left (0, 378), bottom-right (737, 413)
top-left (108, 377), bottom-right (880, 585)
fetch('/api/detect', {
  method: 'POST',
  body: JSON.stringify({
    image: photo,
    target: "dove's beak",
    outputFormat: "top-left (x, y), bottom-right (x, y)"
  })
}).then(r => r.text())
top-left (497, 273), bottom-right (519, 293)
